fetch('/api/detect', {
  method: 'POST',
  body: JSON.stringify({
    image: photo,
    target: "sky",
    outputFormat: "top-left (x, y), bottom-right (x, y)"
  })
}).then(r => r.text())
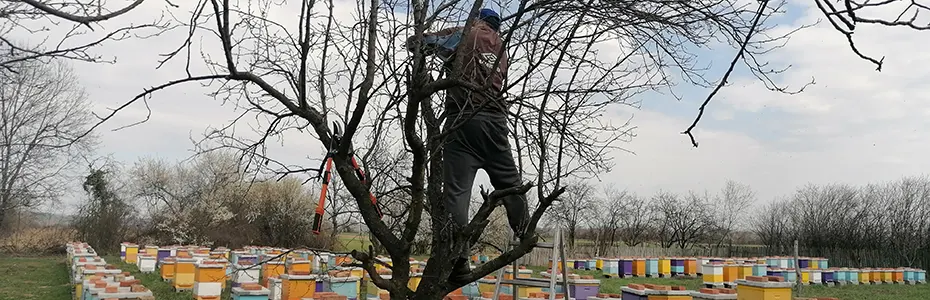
top-left (13, 0), bottom-right (930, 214)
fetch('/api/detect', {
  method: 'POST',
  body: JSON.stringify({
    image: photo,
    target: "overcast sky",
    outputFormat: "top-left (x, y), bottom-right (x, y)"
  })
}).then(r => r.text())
top-left (16, 0), bottom-right (930, 214)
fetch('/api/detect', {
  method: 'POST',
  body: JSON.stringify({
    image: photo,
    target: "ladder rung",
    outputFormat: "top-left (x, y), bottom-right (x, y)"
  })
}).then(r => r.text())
top-left (499, 278), bottom-right (554, 288)
top-left (510, 241), bottom-right (554, 249)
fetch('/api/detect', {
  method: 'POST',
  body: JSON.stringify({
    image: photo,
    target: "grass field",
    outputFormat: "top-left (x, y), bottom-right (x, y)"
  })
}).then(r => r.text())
top-left (3, 254), bottom-right (930, 300)
top-left (0, 256), bottom-right (71, 300)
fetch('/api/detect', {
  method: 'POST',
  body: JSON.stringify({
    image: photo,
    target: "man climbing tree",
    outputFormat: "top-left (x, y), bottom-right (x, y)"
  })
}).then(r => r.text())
top-left (406, 8), bottom-right (529, 281)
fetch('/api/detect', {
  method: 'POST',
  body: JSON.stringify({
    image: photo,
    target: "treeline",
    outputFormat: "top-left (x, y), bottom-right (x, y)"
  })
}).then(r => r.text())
top-left (549, 180), bottom-right (757, 254)
top-left (73, 151), bottom-right (367, 255)
top-left (754, 176), bottom-right (930, 269)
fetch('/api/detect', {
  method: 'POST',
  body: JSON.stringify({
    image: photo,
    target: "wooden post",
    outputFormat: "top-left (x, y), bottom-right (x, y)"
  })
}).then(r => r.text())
top-left (794, 239), bottom-right (801, 297)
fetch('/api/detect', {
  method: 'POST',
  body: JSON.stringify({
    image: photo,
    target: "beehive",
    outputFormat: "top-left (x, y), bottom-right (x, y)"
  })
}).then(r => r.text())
top-left (702, 262), bottom-right (723, 286)
top-left (821, 269), bottom-right (834, 285)
top-left (671, 258), bottom-right (684, 276)
top-left (659, 258), bottom-right (672, 278)
top-left (137, 255), bottom-right (157, 273)
top-left (125, 244), bottom-right (139, 264)
top-left (621, 284), bottom-right (648, 300)
top-left (160, 258), bottom-right (176, 281)
top-left (882, 268), bottom-right (893, 283)
top-left (606, 258), bottom-right (620, 277)
top-left (848, 268), bottom-right (861, 285)
top-left (232, 283), bottom-right (271, 300)
top-left (870, 268), bottom-right (881, 284)
top-left (622, 258), bottom-right (634, 277)
top-left (752, 264), bottom-right (767, 277)
top-left (646, 258), bottom-right (659, 277)
top-left (858, 268), bottom-right (871, 284)
top-left (232, 261), bottom-right (262, 287)
top-left (262, 261), bottom-right (286, 287)
top-left (280, 272), bottom-right (317, 300)
top-left (569, 277), bottom-right (601, 300)
top-left (174, 257), bottom-right (197, 291)
top-left (735, 276), bottom-right (792, 300)
top-left (286, 259), bottom-right (312, 274)
top-left (799, 269), bottom-right (810, 284)
top-left (893, 268), bottom-right (904, 284)
top-left (268, 277), bottom-right (283, 300)
top-left (737, 264), bottom-right (752, 280)
top-left (633, 258), bottom-right (647, 277)
top-left (722, 264), bottom-right (737, 284)
top-left (329, 275), bottom-right (361, 299)
top-left (782, 269), bottom-right (797, 283)
top-left (367, 274), bottom-right (394, 298)
top-left (685, 258), bottom-right (698, 276)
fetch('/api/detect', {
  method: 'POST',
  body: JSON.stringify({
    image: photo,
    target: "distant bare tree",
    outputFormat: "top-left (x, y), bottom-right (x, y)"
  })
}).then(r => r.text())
top-left (618, 193), bottom-right (653, 247)
top-left (590, 186), bottom-right (627, 254)
top-left (711, 180), bottom-right (755, 248)
top-left (0, 58), bottom-right (94, 234)
top-left (548, 181), bottom-right (595, 248)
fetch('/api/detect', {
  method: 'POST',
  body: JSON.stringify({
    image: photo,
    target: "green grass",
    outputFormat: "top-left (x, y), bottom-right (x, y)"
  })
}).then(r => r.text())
top-left (103, 255), bottom-right (231, 300)
top-left (520, 266), bottom-right (930, 300)
top-left (335, 232), bottom-right (372, 252)
top-left (0, 256), bottom-right (72, 300)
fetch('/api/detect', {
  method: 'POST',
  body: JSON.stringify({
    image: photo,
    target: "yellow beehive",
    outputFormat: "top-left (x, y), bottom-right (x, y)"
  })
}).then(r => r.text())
top-left (659, 258), bottom-right (672, 277)
top-left (408, 273), bottom-right (423, 291)
top-left (736, 277), bottom-right (792, 300)
top-left (738, 264), bottom-right (753, 280)
top-left (287, 259), bottom-right (312, 274)
top-left (195, 260), bottom-right (227, 283)
top-left (596, 258), bottom-right (604, 270)
top-left (262, 261), bottom-right (286, 287)
top-left (882, 269), bottom-right (893, 283)
top-left (161, 258), bottom-right (176, 281)
top-left (800, 269), bottom-right (810, 284)
top-left (858, 269), bottom-right (871, 284)
top-left (280, 272), bottom-right (317, 300)
top-left (144, 245), bottom-right (158, 256)
top-left (174, 257), bottom-right (197, 290)
top-left (125, 244), bottom-right (139, 264)
top-left (870, 268), bottom-right (881, 283)
top-left (723, 264), bottom-right (738, 283)
top-left (809, 259), bottom-right (819, 269)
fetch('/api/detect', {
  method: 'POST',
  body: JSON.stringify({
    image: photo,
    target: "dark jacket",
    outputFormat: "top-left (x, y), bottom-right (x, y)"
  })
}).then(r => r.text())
top-left (413, 21), bottom-right (510, 117)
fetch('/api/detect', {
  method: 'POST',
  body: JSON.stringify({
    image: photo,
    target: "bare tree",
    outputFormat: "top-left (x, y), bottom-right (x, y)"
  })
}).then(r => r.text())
top-left (590, 186), bottom-right (626, 254)
top-left (651, 191), bottom-right (679, 249)
top-left (547, 181), bottom-right (595, 248)
top-left (75, 0), bottom-right (930, 297)
top-left (0, 58), bottom-right (94, 234)
top-left (618, 193), bottom-right (652, 247)
top-left (711, 180), bottom-right (755, 248)
top-left (0, 0), bottom-right (171, 69)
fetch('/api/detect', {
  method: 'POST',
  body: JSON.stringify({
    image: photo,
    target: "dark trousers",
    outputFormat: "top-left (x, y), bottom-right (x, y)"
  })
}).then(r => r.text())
top-left (443, 112), bottom-right (528, 258)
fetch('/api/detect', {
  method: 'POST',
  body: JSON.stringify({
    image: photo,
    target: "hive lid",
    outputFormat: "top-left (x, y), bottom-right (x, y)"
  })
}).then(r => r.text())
top-left (734, 279), bottom-right (793, 288)
top-left (328, 276), bottom-right (361, 283)
top-left (620, 286), bottom-right (647, 296)
top-left (231, 286), bottom-right (270, 295)
top-left (279, 274), bottom-right (319, 280)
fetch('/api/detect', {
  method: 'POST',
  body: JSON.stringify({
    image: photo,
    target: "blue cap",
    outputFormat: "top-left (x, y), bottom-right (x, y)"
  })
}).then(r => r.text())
top-left (479, 8), bottom-right (500, 21)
